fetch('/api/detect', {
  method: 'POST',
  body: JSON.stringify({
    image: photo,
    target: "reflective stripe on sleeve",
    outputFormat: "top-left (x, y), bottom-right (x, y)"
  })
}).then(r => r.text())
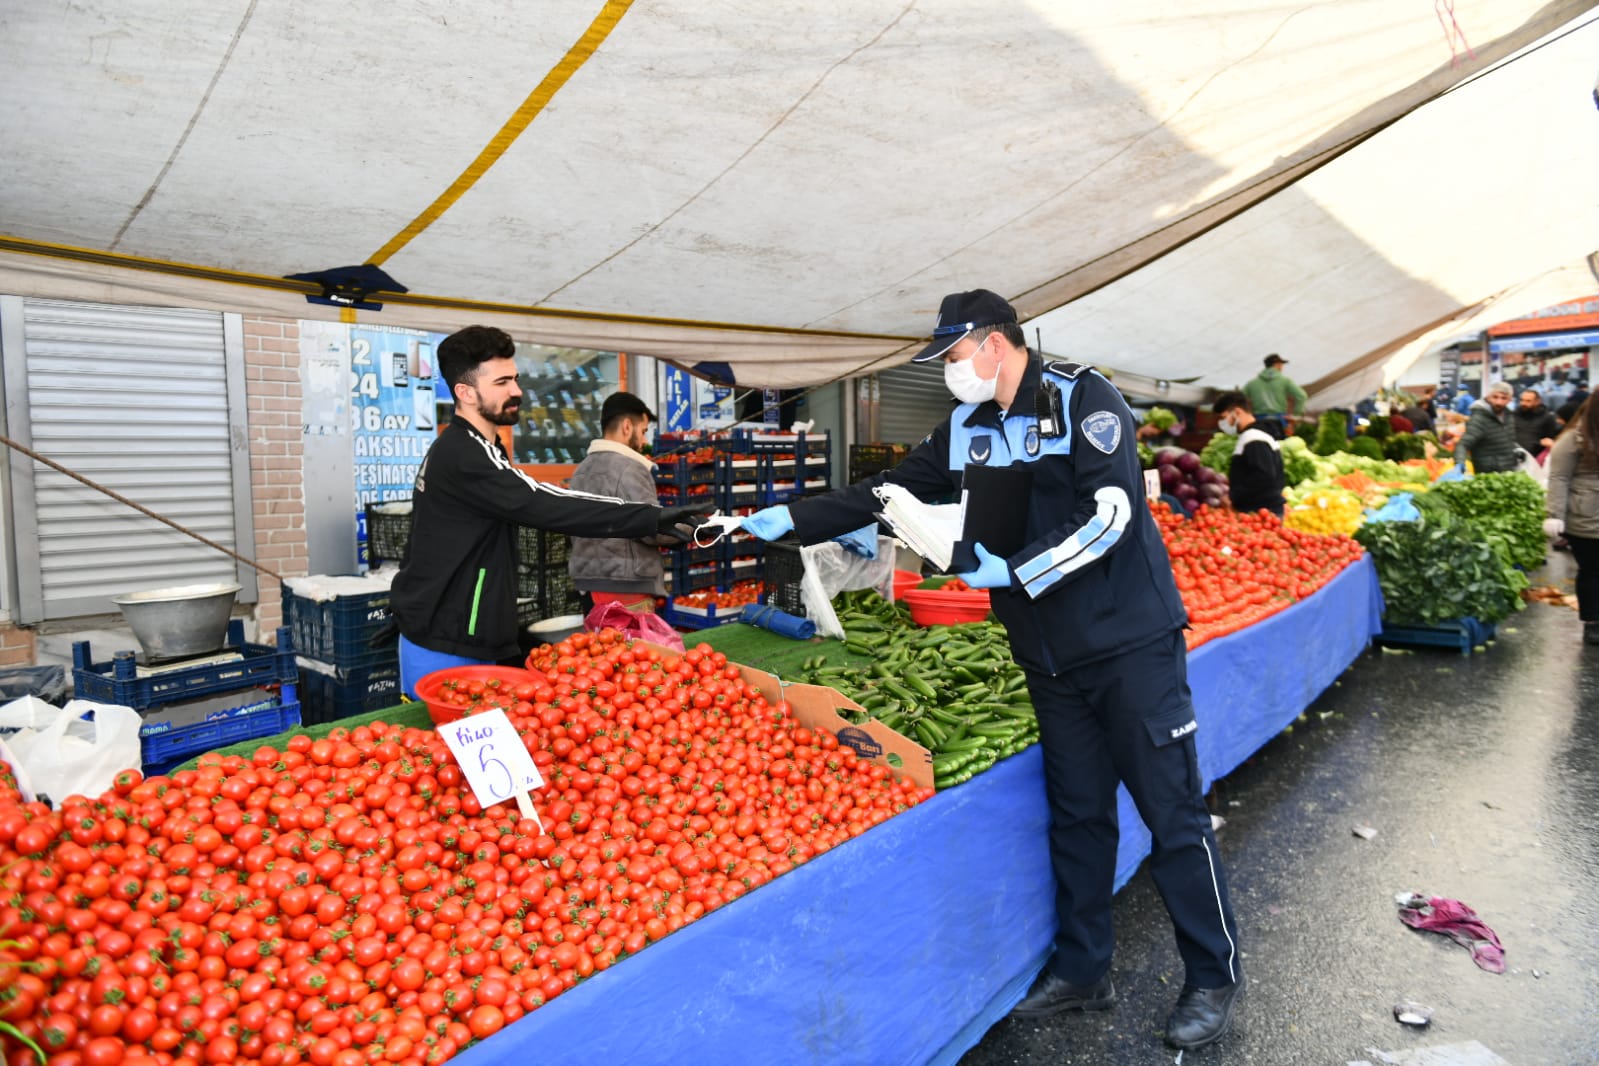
top-left (1012, 486), bottom-right (1131, 598)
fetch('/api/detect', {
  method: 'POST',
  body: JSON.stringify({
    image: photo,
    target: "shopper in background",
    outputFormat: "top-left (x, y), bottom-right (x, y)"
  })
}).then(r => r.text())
top-left (1512, 389), bottom-right (1561, 459)
top-left (1556, 381), bottom-right (1590, 426)
top-left (1399, 384), bottom-right (1437, 433)
top-left (568, 392), bottom-right (669, 613)
top-left (390, 326), bottom-right (709, 697)
top-left (1211, 392), bottom-right (1284, 518)
top-left (1544, 397), bottom-right (1599, 645)
top-left (1452, 387), bottom-right (1477, 415)
top-left (1242, 353), bottom-right (1308, 437)
top-left (1453, 381), bottom-right (1521, 473)
top-left (740, 289), bottom-right (1243, 1052)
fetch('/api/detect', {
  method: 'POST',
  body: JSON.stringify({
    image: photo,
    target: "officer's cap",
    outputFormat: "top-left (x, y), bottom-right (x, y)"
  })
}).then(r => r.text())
top-left (911, 289), bottom-right (1019, 363)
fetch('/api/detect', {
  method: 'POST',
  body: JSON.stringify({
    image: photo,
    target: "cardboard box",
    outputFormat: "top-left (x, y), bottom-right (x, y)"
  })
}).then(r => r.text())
top-left (640, 642), bottom-right (933, 790)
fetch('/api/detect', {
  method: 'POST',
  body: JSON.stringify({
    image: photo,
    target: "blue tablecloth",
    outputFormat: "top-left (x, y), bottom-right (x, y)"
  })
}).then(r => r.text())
top-left (453, 556), bottom-right (1383, 1066)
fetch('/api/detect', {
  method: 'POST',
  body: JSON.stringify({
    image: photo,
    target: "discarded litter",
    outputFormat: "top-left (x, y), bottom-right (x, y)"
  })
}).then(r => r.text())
top-left (1210, 814), bottom-right (1227, 831)
top-left (1395, 892), bottom-right (1505, 973)
top-left (1347, 1040), bottom-right (1509, 1066)
top-left (1393, 1002), bottom-right (1433, 1028)
top-left (1352, 824), bottom-right (1378, 841)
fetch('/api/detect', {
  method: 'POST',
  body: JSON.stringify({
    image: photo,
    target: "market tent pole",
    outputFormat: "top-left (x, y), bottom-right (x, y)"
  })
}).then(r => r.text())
top-left (0, 433), bottom-right (285, 583)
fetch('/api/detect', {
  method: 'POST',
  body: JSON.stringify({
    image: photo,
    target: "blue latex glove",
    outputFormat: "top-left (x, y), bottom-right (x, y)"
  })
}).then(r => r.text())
top-left (832, 524), bottom-right (879, 559)
top-left (740, 505), bottom-right (794, 541)
top-left (956, 544), bottom-right (1012, 590)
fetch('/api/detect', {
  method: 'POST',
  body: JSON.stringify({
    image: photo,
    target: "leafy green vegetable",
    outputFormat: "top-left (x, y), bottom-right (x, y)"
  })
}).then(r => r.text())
top-left (1138, 442), bottom-right (1155, 470)
top-left (1355, 515), bottom-right (1527, 625)
top-left (1199, 432), bottom-right (1234, 476)
top-left (1431, 472), bottom-right (1547, 570)
top-left (1312, 410), bottom-right (1349, 456)
top-left (1294, 421), bottom-right (1318, 444)
top-left (1348, 435), bottom-right (1385, 461)
top-left (1280, 439), bottom-right (1321, 486)
top-left (1143, 406), bottom-right (1178, 431)
top-left (1366, 414), bottom-right (1393, 441)
top-left (1383, 432), bottom-right (1429, 462)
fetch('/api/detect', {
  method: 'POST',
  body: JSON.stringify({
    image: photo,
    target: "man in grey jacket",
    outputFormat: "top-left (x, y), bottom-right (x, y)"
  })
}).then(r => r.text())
top-left (568, 392), bottom-right (668, 610)
top-left (1454, 381), bottom-right (1522, 473)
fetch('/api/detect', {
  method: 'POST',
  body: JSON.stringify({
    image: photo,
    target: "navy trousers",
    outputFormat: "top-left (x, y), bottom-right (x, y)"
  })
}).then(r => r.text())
top-left (1026, 628), bottom-right (1241, 989)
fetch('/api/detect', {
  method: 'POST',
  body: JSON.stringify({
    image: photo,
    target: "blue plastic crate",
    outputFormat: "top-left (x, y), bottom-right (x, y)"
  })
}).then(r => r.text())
top-left (281, 586), bottom-right (393, 669)
top-left (298, 657), bottom-right (402, 725)
top-left (673, 559), bottom-right (722, 594)
top-left (141, 692), bottom-right (301, 774)
top-left (72, 621), bottom-right (297, 711)
top-left (654, 456), bottom-right (720, 490)
top-left (662, 599), bottom-right (756, 631)
top-left (1378, 617), bottom-right (1496, 656)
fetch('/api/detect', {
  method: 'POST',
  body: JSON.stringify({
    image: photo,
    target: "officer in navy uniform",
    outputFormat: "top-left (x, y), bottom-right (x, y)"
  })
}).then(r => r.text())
top-left (740, 290), bottom-right (1243, 1051)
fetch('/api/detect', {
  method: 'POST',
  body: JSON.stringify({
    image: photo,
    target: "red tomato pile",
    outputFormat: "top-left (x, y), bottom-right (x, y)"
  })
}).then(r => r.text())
top-left (0, 631), bottom-right (931, 1066)
top-left (1152, 502), bottom-right (1364, 650)
top-left (426, 678), bottom-right (536, 716)
top-left (669, 581), bottom-right (761, 612)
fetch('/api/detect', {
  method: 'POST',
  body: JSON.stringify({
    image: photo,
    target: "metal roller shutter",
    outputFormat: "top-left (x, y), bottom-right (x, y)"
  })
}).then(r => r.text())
top-left (875, 362), bottom-right (954, 446)
top-left (2, 298), bottom-right (256, 621)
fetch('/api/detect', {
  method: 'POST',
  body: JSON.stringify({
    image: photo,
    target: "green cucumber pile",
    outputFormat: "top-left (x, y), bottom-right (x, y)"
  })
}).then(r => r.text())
top-left (794, 590), bottom-right (1039, 789)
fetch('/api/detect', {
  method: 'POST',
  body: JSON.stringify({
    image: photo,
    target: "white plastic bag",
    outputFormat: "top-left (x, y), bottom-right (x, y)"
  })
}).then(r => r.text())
top-left (1517, 448), bottom-right (1549, 486)
top-left (3, 698), bottom-right (141, 801)
top-left (798, 537), bottom-right (897, 640)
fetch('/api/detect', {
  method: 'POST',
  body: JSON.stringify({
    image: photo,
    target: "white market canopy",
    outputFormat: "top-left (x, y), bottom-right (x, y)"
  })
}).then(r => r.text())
top-left (2, 0), bottom-right (1596, 393)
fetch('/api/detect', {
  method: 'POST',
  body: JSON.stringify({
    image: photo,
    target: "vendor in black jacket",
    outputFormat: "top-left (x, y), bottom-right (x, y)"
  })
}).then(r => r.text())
top-left (390, 325), bottom-right (707, 696)
top-left (739, 291), bottom-right (1242, 1052)
top-left (1212, 391), bottom-right (1285, 518)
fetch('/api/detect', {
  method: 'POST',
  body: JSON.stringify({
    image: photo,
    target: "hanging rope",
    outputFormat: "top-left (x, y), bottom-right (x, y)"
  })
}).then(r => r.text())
top-left (0, 434), bottom-right (285, 583)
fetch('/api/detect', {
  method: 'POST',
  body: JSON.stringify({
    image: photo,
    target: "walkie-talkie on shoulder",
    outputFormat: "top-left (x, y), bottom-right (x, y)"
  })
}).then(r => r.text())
top-left (1037, 379), bottom-right (1064, 438)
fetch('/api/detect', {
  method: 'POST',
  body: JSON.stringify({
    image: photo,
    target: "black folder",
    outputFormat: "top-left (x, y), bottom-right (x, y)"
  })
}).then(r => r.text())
top-left (949, 463), bottom-right (1032, 572)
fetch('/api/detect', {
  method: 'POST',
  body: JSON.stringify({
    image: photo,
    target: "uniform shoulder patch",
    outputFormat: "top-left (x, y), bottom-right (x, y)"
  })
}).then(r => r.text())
top-left (1080, 410), bottom-right (1122, 454)
top-left (1044, 360), bottom-right (1092, 380)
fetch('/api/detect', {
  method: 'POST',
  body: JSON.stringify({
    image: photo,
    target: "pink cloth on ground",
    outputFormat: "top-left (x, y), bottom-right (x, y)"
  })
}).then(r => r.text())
top-left (1396, 894), bottom-right (1505, 973)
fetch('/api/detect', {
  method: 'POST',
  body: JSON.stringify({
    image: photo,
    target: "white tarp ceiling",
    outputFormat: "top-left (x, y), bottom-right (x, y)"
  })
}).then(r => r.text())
top-left (1031, 12), bottom-right (1599, 407)
top-left (1, 1), bottom-right (1595, 391)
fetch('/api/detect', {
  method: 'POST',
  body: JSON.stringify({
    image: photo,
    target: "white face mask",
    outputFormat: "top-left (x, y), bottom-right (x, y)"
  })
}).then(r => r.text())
top-left (944, 336), bottom-right (997, 404)
top-left (1218, 416), bottom-right (1239, 436)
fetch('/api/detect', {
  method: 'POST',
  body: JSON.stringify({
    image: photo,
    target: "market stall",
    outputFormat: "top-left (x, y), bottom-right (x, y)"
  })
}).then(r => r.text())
top-left (432, 554), bottom-right (1383, 1066)
top-left (11, 536), bottom-right (1381, 1066)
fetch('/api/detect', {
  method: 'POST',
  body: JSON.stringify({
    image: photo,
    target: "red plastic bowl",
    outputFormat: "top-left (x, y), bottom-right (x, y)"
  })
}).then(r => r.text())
top-left (892, 569), bottom-right (922, 600)
top-left (900, 587), bottom-right (992, 626)
top-left (415, 664), bottom-right (540, 726)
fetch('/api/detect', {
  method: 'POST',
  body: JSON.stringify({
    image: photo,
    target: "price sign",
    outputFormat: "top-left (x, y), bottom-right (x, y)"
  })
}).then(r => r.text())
top-left (1143, 469), bottom-right (1161, 500)
top-left (437, 709), bottom-right (545, 819)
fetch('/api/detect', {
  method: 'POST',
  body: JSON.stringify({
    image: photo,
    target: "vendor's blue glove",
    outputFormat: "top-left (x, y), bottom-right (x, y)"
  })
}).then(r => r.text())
top-left (956, 544), bottom-right (1012, 590)
top-left (740, 505), bottom-right (794, 541)
top-left (832, 524), bottom-right (879, 559)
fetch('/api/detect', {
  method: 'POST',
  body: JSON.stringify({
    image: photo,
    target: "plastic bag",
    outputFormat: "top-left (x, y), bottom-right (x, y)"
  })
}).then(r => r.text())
top-left (1517, 448), bottom-right (1548, 485)
top-left (0, 665), bottom-right (67, 704)
top-left (1365, 492), bottom-right (1421, 524)
top-left (799, 537), bottom-right (897, 640)
top-left (584, 601), bottom-right (685, 653)
top-left (2, 698), bottom-right (142, 801)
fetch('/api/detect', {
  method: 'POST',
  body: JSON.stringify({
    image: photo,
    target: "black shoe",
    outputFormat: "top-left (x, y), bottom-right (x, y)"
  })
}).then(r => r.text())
top-left (1585, 622), bottom-right (1599, 646)
top-left (1165, 977), bottom-right (1244, 1050)
top-left (1011, 971), bottom-right (1116, 1018)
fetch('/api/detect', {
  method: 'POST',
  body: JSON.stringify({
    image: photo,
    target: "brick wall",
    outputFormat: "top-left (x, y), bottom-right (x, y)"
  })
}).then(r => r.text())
top-left (0, 624), bottom-right (36, 668)
top-left (243, 317), bottom-right (307, 636)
